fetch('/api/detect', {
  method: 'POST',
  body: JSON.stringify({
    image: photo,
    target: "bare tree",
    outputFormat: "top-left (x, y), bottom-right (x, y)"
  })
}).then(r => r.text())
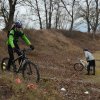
top-left (89, 0), bottom-right (100, 39)
top-left (85, 0), bottom-right (91, 33)
top-left (61, 0), bottom-right (78, 32)
top-left (1, 0), bottom-right (9, 26)
top-left (77, 0), bottom-right (92, 32)
top-left (43, 0), bottom-right (48, 28)
top-left (48, 0), bottom-right (53, 29)
top-left (21, 0), bottom-right (42, 29)
top-left (1, 0), bottom-right (17, 30)
top-left (43, 0), bottom-right (54, 29)
top-left (55, 2), bottom-right (60, 29)
top-left (35, 0), bottom-right (42, 29)
top-left (77, 0), bottom-right (100, 39)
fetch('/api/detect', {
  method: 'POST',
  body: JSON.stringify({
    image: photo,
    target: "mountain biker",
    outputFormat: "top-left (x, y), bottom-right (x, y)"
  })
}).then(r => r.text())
top-left (7, 21), bottom-right (34, 71)
top-left (83, 48), bottom-right (95, 75)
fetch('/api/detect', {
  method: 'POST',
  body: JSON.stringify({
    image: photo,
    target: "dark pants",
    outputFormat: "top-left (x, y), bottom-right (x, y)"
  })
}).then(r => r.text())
top-left (87, 60), bottom-right (95, 75)
top-left (7, 44), bottom-right (22, 70)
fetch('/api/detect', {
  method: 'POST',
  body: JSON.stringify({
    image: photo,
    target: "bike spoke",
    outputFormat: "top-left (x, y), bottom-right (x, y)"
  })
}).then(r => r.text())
top-left (22, 62), bottom-right (40, 83)
top-left (74, 63), bottom-right (84, 71)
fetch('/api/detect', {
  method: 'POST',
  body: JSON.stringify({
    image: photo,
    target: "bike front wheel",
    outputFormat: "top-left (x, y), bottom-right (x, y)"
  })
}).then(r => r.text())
top-left (74, 63), bottom-right (84, 71)
top-left (22, 61), bottom-right (40, 83)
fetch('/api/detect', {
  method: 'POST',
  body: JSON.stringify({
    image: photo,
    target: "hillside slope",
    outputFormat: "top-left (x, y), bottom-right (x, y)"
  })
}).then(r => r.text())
top-left (24, 29), bottom-right (100, 66)
top-left (1, 29), bottom-right (100, 61)
top-left (1, 29), bottom-right (100, 78)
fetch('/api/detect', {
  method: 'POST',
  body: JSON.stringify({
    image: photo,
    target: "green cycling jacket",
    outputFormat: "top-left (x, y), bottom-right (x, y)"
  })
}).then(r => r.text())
top-left (7, 29), bottom-right (31, 48)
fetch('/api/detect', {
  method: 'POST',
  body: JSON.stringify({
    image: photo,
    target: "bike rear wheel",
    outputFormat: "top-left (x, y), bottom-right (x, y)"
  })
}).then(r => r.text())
top-left (74, 63), bottom-right (84, 71)
top-left (1, 57), bottom-right (15, 72)
top-left (22, 61), bottom-right (40, 83)
top-left (1, 57), bottom-right (9, 71)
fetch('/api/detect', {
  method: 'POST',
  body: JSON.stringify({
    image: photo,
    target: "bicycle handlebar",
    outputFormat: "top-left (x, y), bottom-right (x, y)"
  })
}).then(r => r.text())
top-left (15, 48), bottom-right (33, 53)
top-left (21, 48), bottom-right (32, 52)
top-left (14, 48), bottom-right (33, 58)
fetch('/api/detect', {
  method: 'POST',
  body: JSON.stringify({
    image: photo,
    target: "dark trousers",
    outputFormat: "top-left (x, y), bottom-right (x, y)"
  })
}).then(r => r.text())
top-left (87, 60), bottom-right (95, 74)
top-left (7, 44), bottom-right (22, 70)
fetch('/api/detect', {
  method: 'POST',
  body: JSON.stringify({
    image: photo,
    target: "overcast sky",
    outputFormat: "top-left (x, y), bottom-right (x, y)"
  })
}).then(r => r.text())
top-left (0, 0), bottom-right (88, 32)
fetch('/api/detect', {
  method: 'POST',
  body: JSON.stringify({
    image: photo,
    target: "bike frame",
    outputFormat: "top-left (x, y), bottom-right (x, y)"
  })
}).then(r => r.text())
top-left (79, 59), bottom-right (88, 68)
top-left (12, 49), bottom-right (31, 73)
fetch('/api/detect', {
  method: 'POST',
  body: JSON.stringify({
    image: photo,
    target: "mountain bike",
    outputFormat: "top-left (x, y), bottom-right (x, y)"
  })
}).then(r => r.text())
top-left (74, 59), bottom-right (88, 71)
top-left (1, 48), bottom-right (40, 83)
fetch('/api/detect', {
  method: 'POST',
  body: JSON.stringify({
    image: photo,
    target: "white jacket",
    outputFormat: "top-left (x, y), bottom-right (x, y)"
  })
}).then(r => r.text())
top-left (84, 51), bottom-right (95, 61)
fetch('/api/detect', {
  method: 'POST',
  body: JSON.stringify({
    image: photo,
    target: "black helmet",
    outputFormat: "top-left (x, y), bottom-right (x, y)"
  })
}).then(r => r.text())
top-left (83, 48), bottom-right (88, 51)
top-left (15, 21), bottom-right (22, 28)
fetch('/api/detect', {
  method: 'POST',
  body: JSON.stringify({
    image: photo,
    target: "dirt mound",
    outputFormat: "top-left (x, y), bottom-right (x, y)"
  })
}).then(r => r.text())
top-left (1, 29), bottom-right (100, 71)
top-left (1, 29), bottom-right (100, 76)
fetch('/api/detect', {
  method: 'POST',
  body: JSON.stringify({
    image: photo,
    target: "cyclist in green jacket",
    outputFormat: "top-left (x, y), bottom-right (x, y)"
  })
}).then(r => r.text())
top-left (7, 21), bottom-right (34, 71)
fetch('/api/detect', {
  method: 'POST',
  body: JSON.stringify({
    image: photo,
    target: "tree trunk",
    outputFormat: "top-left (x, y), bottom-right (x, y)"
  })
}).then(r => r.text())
top-left (35, 0), bottom-right (42, 29)
top-left (43, 0), bottom-right (48, 29)
top-left (48, 0), bottom-right (52, 29)
top-left (86, 0), bottom-right (91, 33)
top-left (55, 3), bottom-right (60, 29)
top-left (4, 0), bottom-right (17, 31)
